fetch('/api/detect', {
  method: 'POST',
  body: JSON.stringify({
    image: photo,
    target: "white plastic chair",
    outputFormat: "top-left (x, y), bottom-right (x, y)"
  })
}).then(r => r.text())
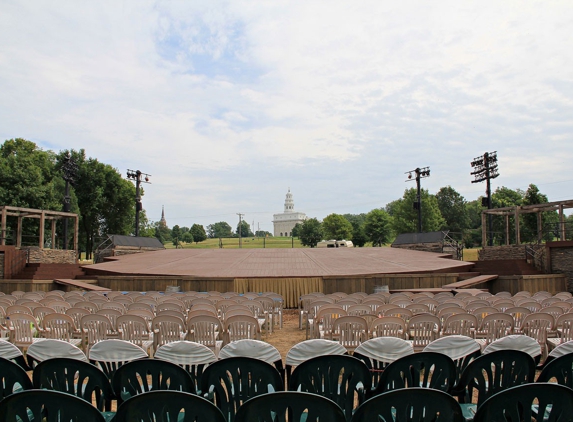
top-left (26, 338), bottom-right (88, 367)
top-left (88, 339), bottom-right (148, 380)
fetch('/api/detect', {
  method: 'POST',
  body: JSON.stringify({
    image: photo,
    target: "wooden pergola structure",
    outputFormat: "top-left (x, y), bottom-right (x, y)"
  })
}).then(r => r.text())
top-left (0, 206), bottom-right (78, 250)
top-left (482, 199), bottom-right (573, 246)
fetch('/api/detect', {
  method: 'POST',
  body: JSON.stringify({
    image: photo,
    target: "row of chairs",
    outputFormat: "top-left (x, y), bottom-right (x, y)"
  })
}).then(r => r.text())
top-left (3, 383), bottom-right (571, 422)
top-left (0, 290), bottom-right (284, 329)
top-left (3, 344), bottom-right (573, 422)
top-left (3, 310), bottom-right (266, 357)
top-left (299, 289), bottom-right (573, 327)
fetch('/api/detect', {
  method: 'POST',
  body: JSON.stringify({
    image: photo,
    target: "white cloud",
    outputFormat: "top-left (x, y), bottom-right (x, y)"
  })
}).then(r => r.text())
top-left (1, 0), bottom-right (572, 228)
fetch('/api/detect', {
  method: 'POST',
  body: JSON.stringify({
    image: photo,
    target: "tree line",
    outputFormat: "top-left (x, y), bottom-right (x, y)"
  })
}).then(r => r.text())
top-left (294, 184), bottom-right (573, 247)
top-left (2, 138), bottom-right (571, 255)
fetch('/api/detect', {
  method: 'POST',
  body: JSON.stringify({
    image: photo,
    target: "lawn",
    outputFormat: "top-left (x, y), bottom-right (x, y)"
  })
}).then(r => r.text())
top-left (165, 237), bottom-right (304, 249)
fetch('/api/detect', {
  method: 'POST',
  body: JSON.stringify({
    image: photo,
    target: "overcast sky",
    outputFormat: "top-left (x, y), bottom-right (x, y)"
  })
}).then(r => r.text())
top-left (1, 1), bottom-right (572, 233)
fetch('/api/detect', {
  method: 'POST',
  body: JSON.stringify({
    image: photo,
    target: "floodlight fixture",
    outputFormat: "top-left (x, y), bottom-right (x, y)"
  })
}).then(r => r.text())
top-left (126, 169), bottom-right (152, 237)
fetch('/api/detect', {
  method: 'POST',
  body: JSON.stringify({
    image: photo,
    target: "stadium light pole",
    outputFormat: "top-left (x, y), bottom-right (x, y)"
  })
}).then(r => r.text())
top-left (61, 152), bottom-right (78, 250)
top-left (126, 169), bottom-right (151, 237)
top-left (470, 151), bottom-right (499, 246)
top-left (405, 167), bottom-right (430, 233)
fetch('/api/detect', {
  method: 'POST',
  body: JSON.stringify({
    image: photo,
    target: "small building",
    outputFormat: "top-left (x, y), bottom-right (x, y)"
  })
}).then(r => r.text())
top-left (93, 235), bottom-right (165, 263)
top-left (272, 189), bottom-right (307, 237)
top-left (392, 231), bottom-right (463, 260)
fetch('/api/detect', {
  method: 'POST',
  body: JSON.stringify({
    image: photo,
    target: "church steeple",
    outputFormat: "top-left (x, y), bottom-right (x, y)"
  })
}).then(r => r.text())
top-left (160, 205), bottom-right (167, 227)
top-left (284, 188), bottom-right (294, 213)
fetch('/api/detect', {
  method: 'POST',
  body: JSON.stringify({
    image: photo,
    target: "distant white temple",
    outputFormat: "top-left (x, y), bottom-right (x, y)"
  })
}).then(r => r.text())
top-left (273, 188), bottom-right (307, 237)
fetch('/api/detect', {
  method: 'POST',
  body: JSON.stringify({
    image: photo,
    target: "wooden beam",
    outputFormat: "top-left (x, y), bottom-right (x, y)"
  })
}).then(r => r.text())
top-left (39, 210), bottom-right (45, 248)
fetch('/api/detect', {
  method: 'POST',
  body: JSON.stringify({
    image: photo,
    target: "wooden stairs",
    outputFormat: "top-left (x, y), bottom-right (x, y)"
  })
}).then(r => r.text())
top-left (11, 263), bottom-right (86, 280)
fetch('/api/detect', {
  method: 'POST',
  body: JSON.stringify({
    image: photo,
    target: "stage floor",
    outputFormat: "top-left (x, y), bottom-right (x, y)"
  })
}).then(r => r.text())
top-left (86, 247), bottom-right (474, 278)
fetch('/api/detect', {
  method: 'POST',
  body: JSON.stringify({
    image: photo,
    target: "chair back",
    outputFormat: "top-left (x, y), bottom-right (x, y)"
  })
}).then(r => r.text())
top-left (0, 356), bottom-right (33, 400)
top-left (423, 335), bottom-right (481, 385)
top-left (0, 389), bottom-right (106, 421)
top-left (88, 339), bottom-right (148, 380)
top-left (369, 316), bottom-right (406, 339)
top-left (289, 354), bottom-right (371, 422)
top-left (354, 337), bottom-right (414, 390)
top-left (154, 340), bottom-right (216, 393)
top-left (111, 357), bottom-right (195, 405)
top-left (26, 339), bottom-right (87, 368)
top-left (373, 351), bottom-right (456, 397)
top-left (473, 383), bottom-right (573, 422)
top-left (351, 387), bottom-right (464, 422)
top-left (201, 356), bottom-right (284, 422)
top-left (235, 391), bottom-right (346, 422)
top-left (33, 357), bottom-right (113, 412)
top-left (115, 390), bottom-right (226, 422)
top-left (453, 349), bottom-right (535, 407)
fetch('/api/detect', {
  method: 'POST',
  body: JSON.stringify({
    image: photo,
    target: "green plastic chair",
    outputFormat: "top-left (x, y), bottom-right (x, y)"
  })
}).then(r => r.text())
top-left (473, 383), bottom-right (573, 422)
top-left (351, 387), bottom-right (464, 422)
top-left (369, 351), bottom-right (456, 397)
top-left (0, 356), bottom-right (33, 399)
top-left (289, 354), bottom-right (371, 422)
top-left (201, 356), bottom-right (285, 422)
top-left (0, 389), bottom-right (106, 422)
top-left (32, 357), bottom-right (115, 419)
top-left (111, 357), bottom-right (195, 405)
top-left (451, 349), bottom-right (536, 421)
top-left (115, 390), bottom-right (226, 422)
top-left (235, 391), bottom-right (346, 422)
top-left (537, 351), bottom-right (573, 387)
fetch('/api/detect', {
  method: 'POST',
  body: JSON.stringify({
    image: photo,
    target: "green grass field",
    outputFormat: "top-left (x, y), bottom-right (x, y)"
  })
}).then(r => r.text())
top-left (165, 237), bottom-right (304, 249)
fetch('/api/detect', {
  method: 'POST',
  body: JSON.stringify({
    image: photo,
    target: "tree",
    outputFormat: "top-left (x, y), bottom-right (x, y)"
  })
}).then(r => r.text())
top-left (207, 221), bottom-right (233, 238)
top-left (255, 230), bottom-right (272, 237)
top-left (56, 149), bottom-right (136, 258)
top-left (364, 209), bottom-right (393, 246)
top-left (299, 218), bottom-right (323, 248)
top-left (490, 186), bottom-right (523, 244)
top-left (521, 183), bottom-right (558, 242)
top-left (190, 224), bottom-right (207, 243)
top-left (435, 186), bottom-right (469, 235)
top-left (343, 214), bottom-right (368, 247)
top-left (464, 199), bottom-right (485, 248)
top-left (291, 223), bottom-right (302, 238)
top-left (391, 188), bottom-right (445, 235)
top-left (236, 220), bottom-right (253, 238)
top-left (172, 225), bottom-right (181, 248)
top-left (322, 214), bottom-right (353, 240)
top-left (181, 231), bottom-right (194, 243)
top-left (0, 139), bottom-right (61, 210)
top-left (0, 139), bottom-right (64, 245)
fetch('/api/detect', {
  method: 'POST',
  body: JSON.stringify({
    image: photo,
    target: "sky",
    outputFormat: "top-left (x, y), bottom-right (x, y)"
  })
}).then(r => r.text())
top-left (1, 1), bottom-right (572, 233)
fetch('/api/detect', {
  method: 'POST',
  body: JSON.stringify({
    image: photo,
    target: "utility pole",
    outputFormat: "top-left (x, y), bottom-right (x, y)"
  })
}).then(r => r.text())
top-left (471, 151), bottom-right (499, 247)
top-left (237, 213), bottom-right (244, 248)
top-left (405, 167), bottom-right (430, 233)
top-left (126, 169), bottom-right (151, 237)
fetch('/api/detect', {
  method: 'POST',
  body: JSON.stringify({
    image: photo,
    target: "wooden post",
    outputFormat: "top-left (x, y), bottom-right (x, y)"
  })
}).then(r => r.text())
top-left (17, 216), bottom-right (22, 248)
top-left (482, 212), bottom-right (487, 247)
top-left (0, 207), bottom-right (6, 246)
top-left (537, 212), bottom-right (543, 243)
top-left (505, 214), bottom-right (510, 245)
top-left (559, 205), bottom-right (566, 241)
top-left (74, 215), bottom-right (79, 260)
top-left (39, 211), bottom-right (45, 248)
top-left (51, 219), bottom-right (56, 249)
top-left (515, 206), bottom-right (521, 245)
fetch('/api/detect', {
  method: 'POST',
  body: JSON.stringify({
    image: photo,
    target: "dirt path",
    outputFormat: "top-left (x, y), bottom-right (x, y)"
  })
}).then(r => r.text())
top-left (264, 309), bottom-right (306, 360)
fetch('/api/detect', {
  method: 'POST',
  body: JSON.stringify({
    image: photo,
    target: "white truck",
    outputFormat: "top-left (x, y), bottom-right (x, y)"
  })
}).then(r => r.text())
top-left (317, 239), bottom-right (354, 248)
